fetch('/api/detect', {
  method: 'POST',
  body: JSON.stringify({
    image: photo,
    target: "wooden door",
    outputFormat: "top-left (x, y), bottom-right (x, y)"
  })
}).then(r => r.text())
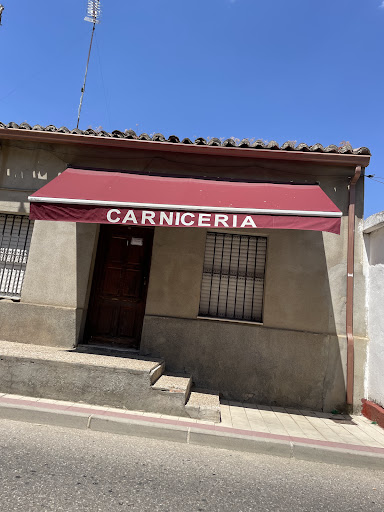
top-left (85, 225), bottom-right (154, 348)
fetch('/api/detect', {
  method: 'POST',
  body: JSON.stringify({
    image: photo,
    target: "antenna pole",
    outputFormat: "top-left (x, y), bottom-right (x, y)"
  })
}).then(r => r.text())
top-left (76, 22), bottom-right (96, 129)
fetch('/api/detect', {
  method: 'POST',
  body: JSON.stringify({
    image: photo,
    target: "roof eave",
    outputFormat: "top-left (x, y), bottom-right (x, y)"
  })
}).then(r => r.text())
top-left (0, 128), bottom-right (371, 167)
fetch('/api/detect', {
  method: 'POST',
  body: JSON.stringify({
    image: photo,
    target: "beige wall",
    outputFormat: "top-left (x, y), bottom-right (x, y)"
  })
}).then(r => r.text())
top-left (144, 218), bottom-right (365, 338)
top-left (0, 219), bottom-right (98, 347)
top-left (140, 221), bottom-right (367, 411)
top-left (0, 140), bottom-right (368, 410)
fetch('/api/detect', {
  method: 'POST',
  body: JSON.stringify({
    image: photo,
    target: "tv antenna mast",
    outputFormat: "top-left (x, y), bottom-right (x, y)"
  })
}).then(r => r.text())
top-left (76, 0), bottom-right (102, 129)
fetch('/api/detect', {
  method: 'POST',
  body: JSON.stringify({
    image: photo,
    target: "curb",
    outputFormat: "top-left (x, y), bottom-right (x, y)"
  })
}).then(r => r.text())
top-left (0, 400), bottom-right (383, 471)
top-left (362, 399), bottom-right (384, 429)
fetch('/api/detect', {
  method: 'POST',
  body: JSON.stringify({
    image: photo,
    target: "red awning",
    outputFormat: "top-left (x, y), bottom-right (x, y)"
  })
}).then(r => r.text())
top-left (29, 168), bottom-right (342, 233)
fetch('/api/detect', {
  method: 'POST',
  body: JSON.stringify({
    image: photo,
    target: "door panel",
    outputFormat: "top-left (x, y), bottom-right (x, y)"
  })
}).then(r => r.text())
top-left (85, 225), bottom-right (154, 348)
top-left (121, 269), bottom-right (141, 298)
top-left (93, 302), bottom-right (116, 336)
top-left (117, 305), bottom-right (137, 338)
top-left (102, 267), bottom-right (122, 296)
top-left (106, 236), bottom-right (126, 264)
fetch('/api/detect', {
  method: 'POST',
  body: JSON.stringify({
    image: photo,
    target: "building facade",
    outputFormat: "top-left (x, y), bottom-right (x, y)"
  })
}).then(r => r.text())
top-left (0, 122), bottom-right (371, 412)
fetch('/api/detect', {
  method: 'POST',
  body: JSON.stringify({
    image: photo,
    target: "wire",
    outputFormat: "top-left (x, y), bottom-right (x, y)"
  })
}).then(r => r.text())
top-left (367, 177), bottom-right (384, 185)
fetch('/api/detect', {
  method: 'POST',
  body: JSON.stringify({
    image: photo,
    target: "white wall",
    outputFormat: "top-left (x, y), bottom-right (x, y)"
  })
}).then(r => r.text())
top-left (364, 213), bottom-right (384, 408)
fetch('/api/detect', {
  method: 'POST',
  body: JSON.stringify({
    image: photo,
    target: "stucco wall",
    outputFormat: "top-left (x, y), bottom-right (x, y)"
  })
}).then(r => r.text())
top-left (141, 223), bottom-right (367, 411)
top-left (364, 216), bottom-right (384, 408)
top-left (145, 225), bottom-right (347, 335)
top-left (0, 219), bottom-right (98, 347)
top-left (141, 316), bottom-right (367, 412)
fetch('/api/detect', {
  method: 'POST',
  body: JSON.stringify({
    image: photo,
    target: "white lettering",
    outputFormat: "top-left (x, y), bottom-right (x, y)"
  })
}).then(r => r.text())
top-left (122, 210), bottom-right (138, 224)
top-left (181, 213), bottom-right (195, 226)
top-left (141, 211), bottom-right (156, 225)
top-left (233, 214), bottom-right (237, 227)
top-left (240, 216), bottom-right (257, 228)
top-left (159, 211), bottom-right (173, 225)
top-left (107, 209), bottom-right (121, 223)
top-left (175, 212), bottom-right (181, 225)
top-left (214, 214), bottom-right (229, 227)
top-left (198, 213), bottom-right (211, 227)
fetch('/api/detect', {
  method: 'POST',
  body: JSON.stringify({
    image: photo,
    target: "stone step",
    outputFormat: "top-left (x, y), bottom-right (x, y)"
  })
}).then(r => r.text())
top-left (185, 389), bottom-right (221, 422)
top-left (0, 340), bottom-right (167, 411)
top-left (76, 344), bottom-right (166, 385)
top-left (150, 374), bottom-right (193, 417)
top-left (0, 341), bottom-right (221, 421)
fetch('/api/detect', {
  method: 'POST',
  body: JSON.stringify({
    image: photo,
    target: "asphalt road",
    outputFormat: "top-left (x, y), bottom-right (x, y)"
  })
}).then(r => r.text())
top-left (0, 419), bottom-right (383, 512)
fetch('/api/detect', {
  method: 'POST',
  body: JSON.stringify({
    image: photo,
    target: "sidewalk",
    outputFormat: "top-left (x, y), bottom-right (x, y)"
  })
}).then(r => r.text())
top-left (1, 393), bottom-right (383, 471)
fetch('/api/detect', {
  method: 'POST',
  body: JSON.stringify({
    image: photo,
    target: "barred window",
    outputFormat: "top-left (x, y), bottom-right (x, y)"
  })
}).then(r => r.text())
top-left (0, 214), bottom-right (34, 300)
top-left (199, 232), bottom-right (267, 322)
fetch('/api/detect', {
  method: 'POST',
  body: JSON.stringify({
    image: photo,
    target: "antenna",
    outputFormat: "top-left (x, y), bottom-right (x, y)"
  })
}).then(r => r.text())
top-left (76, 0), bottom-right (102, 129)
top-left (0, 4), bottom-right (5, 26)
top-left (84, 0), bottom-right (101, 24)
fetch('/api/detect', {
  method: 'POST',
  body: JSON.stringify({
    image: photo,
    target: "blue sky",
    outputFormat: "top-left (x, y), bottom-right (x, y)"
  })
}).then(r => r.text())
top-left (0, 0), bottom-right (383, 217)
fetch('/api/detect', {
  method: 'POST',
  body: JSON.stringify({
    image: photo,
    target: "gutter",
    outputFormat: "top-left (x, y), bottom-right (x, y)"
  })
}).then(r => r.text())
top-left (0, 128), bottom-right (371, 167)
top-left (346, 165), bottom-right (362, 408)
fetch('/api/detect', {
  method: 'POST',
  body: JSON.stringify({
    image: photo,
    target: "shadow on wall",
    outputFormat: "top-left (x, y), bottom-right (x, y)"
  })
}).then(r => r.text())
top-left (0, 143), bottom-right (67, 192)
top-left (75, 223), bottom-right (100, 346)
top-left (17, 202), bottom-right (27, 214)
top-left (140, 229), bottom-right (345, 413)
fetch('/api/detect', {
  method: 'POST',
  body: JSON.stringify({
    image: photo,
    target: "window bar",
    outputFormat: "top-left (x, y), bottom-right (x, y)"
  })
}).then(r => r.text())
top-left (242, 236), bottom-right (251, 319)
top-left (216, 234), bottom-right (225, 317)
top-left (257, 239), bottom-right (267, 322)
top-left (11, 216), bottom-right (22, 295)
top-left (14, 218), bottom-right (30, 297)
top-left (233, 235), bottom-right (242, 320)
top-left (0, 215), bottom-right (5, 293)
top-left (224, 234), bottom-right (234, 317)
top-left (207, 233), bottom-right (217, 316)
top-left (0, 215), bottom-right (16, 294)
top-left (12, 216), bottom-right (23, 295)
top-left (250, 236), bottom-right (259, 321)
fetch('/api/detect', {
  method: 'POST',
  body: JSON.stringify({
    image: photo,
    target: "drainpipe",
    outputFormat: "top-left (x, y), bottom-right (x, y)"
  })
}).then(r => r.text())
top-left (346, 165), bottom-right (362, 408)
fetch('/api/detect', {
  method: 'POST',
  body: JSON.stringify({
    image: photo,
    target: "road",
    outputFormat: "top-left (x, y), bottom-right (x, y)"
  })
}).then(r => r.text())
top-left (0, 419), bottom-right (383, 512)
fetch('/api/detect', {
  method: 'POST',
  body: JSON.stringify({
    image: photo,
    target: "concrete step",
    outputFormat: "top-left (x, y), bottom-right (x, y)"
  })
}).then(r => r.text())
top-left (0, 340), bottom-right (168, 412)
top-left (150, 374), bottom-right (193, 417)
top-left (0, 340), bottom-right (221, 420)
top-left (185, 389), bottom-right (221, 422)
top-left (76, 345), bottom-right (166, 383)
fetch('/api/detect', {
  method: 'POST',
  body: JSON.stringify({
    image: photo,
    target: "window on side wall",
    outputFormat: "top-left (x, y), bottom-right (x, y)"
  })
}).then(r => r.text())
top-left (199, 232), bottom-right (267, 323)
top-left (0, 214), bottom-right (34, 300)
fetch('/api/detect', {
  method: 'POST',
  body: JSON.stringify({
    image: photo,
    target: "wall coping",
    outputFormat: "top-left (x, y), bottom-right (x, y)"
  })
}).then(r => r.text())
top-left (364, 211), bottom-right (384, 234)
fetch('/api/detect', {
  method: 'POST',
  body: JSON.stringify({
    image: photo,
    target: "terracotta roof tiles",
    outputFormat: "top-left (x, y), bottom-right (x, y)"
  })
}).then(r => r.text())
top-left (0, 121), bottom-right (371, 155)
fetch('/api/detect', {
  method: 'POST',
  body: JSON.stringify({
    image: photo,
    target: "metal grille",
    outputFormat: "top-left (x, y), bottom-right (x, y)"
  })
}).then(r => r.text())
top-left (199, 233), bottom-right (267, 322)
top-left (0, 214), bottom-right (34, 300)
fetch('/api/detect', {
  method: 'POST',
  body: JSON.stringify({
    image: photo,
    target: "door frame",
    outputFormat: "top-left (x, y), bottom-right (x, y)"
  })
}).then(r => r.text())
top-left (83, 224), bottom-right (154, 348)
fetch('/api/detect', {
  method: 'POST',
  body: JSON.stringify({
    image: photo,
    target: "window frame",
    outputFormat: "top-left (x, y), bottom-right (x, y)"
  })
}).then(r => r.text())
top-left (0, 213), bottom-right (34, 301)
top-left (198, 230), bottom-right (268, 324)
